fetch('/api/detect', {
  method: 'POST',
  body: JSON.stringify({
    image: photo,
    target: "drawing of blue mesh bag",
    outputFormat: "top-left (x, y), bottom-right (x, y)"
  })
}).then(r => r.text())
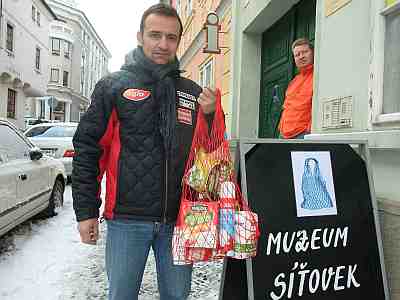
top-left (301, 158), bottom-right (333, 210)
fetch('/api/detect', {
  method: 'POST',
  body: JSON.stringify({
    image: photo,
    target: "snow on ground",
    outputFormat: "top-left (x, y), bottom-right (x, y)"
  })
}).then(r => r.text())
top-left (0, 186), bottom-right (222, 300)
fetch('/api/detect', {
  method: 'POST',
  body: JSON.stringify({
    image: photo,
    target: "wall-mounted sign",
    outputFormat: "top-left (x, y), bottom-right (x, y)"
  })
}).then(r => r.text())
top-left (203, 12), bottom-right (221, 54)
top-left (322, 96), bottom-right (353, 129)
top-left (325, 0), bottom-right (352, 17)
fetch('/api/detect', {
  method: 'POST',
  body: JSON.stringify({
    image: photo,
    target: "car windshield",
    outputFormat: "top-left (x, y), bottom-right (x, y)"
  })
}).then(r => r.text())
top-left (26, 126), bottom-right (77, 138)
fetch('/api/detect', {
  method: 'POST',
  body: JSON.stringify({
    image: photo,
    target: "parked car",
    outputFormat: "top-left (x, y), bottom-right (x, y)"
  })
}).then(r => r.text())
top-left (24, 122), bottom-right (78, 179)
top-left (0, 119), bottom-right (67, 237)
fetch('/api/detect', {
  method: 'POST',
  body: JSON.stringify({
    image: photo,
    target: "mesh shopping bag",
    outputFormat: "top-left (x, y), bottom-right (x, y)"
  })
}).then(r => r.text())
top-left (301, 158), bottom-right (333, 209)
top-left (172, 89), bottom-right (260, 265)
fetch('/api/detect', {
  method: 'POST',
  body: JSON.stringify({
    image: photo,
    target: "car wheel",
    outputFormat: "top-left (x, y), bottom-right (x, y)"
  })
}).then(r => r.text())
top-left (45, 179), bottom-right (65, 217)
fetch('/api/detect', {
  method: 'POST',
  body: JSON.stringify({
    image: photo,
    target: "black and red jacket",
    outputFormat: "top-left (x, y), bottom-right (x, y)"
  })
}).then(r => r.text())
top-left (72, 65), bottom-right (208, 223)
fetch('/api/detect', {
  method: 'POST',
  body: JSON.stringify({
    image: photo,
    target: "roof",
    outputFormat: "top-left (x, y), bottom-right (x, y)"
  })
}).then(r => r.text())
top-left (41, 0), bottom-right (59, 20)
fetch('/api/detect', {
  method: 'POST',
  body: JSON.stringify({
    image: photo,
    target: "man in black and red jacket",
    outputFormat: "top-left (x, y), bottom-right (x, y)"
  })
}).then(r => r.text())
top-left (72, 4), bottom-right (216, 300)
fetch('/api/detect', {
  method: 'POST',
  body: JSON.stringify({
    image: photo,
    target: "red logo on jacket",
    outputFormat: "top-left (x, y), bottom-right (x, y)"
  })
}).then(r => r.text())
top-left (122, 89), bottom-right (151, 101)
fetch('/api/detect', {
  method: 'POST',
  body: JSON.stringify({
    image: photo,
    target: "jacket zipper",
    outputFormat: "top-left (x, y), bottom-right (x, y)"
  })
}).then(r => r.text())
top-left (163, 158), bottom-right (168, 223)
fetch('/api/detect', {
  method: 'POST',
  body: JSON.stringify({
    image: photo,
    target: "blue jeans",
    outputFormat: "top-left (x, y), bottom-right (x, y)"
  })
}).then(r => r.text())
top-left (106, 219), bottom-right (193, 300)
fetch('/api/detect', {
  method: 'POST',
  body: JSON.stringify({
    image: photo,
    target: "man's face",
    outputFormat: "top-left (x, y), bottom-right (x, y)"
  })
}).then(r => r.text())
top-left (137, 14), bottom-right (180, 65)
top-left (293, 44), bottom-right (314, 69)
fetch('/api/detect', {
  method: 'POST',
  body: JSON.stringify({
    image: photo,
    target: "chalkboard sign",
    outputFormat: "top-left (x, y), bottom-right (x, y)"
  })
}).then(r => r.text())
top-left (219, 139), bottom-right (389, 300)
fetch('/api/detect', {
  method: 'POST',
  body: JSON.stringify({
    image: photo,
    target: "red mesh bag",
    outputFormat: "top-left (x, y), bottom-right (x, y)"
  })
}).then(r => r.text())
top-left (172, 89), bottom-right (260, 265)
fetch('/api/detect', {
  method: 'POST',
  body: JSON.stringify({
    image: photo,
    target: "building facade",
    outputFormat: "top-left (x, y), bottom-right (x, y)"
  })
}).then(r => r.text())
top-left (34, 0), bottom-right (111, 122)
top-left (0, 0), bottom-right (57, 129)
top-left (231, 0), bottom-right (400, 298)
top-left (168, 0), bottom-right (233, 136)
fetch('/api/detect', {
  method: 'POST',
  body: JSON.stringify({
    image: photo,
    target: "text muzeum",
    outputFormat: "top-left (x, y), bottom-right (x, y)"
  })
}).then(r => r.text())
top-left (266, 227), bottom-right (360, 299)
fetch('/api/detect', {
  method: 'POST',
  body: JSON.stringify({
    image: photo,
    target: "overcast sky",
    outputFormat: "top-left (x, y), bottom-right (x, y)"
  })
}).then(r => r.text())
top-left (78, 0), bottom-right (159, 72)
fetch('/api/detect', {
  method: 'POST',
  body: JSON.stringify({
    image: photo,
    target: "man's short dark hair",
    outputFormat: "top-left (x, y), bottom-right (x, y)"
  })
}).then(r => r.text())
top-left (292, 38), bottom-right (314, 51)
top-left (140, 4), bottom-right (183, 39)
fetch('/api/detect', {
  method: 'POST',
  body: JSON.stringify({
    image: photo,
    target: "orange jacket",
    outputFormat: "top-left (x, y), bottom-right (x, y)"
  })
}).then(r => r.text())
top-left (279, 65), bottom-right (314, 139)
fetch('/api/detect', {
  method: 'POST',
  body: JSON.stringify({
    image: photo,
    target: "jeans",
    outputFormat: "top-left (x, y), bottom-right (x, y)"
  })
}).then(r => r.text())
top-left (106, 219), bottom-right (193, 300)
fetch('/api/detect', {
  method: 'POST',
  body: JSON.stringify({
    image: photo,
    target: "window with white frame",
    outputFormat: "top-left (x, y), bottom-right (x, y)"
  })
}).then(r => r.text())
top-left (383, 1), bottom-right (400, 114)
top-left (63, 71), bottom-right (69, 87)
top-left (199, 59), bottom-right (214, 88)
top-left (6, 23), bottom-right (14, 52)
top-left (35, 47), bottom-right (41, 70)
top-left (52, 38), bottom-right (61, 55)
top-left (80, 54), bottom-right (86, 93)
top-left (372, 0), bottom-right (400, 123)
top-left (64, 40), bottom-right (71, 59)
top-left (50, 68), bottom-right (59, 83)
top-left (186, 0), bottom-right (193, 17)
top-left (7, 89), bottom-right (17, 119)
top-left (32, 6), bottom-right (36, 21)
top-left (176, 0), bottom-right (181, 16)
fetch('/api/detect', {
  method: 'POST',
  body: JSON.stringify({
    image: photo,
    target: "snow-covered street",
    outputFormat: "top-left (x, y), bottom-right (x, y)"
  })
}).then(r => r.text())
top-left (0, 186), bottom-right (223, 300)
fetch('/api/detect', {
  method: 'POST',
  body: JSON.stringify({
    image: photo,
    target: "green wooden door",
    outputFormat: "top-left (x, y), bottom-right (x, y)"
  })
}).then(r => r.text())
top-left (259, 0), bottom-right (316, 138)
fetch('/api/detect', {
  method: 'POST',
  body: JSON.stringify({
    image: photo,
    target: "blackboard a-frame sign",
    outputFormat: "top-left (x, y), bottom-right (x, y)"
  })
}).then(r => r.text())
top-left (219, 139), bottom-right (389, 300)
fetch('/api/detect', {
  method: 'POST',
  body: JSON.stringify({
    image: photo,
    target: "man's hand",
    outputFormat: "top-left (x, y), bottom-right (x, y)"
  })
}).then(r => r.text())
top-left (198, 87), bottom-right (216, 114)
top-left (77, 218), bottom-right (99, 245)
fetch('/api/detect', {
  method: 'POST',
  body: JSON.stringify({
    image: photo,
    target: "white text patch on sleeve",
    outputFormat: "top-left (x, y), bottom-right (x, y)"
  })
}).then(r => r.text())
top-left (177, 108), bottom-right (193, 125)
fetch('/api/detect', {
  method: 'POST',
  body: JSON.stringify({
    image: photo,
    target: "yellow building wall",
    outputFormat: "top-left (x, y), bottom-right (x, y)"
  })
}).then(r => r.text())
top-left (176, 0), bottom-right (232, 135)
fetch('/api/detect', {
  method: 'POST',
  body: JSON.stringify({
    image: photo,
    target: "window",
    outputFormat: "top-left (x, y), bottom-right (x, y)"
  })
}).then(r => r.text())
top-left (64, 41), bottom-right (71, 58)
top-left (63, 71), bottom-right (69, 87)
top-left (35, 47), bottom-right (41, 70)
top-left (80, 54), bottom-right (86, 93)
top-left (50, 68), bottom-right (59, 83)
top-left (0, 125), bottom-right (31, 161)
top-left (176, 0), bottom-right (180, 15)
top-left (383, 4), bottom-right (400, 114)
top-left (32, 6), bottom-right (36, 21)
top-left (7, 89), bottom-right (17, 119)
top-left (186, 0), bottom-right (193, 17)
top-left (371, 0), bottom-right (400, 123)
top-left (6, 23), bottom-right (14, 52)
top-left (25, 125), bottom-right (76, 138)
top-left (52, 38), bottom-right (61, 55)
top-left (36, 11), bottom-right (41, 26)
top-left (199, 59), bottom-right (214, 88)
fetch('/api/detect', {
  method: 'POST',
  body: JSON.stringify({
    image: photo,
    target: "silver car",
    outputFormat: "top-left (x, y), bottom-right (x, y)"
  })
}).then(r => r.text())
top-left (24, 122), bottom-right (78, 179)
top-left (0, 119), bottom-right (67, 237)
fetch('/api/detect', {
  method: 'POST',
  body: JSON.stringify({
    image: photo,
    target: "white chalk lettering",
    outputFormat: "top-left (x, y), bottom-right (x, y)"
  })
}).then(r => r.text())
top-left (268, 262), bottom-right (360, 299)
top-left (309, 269), bottom-right (320, 294)
top-left (334, 266), bottom-right (346, 290)
top-left (283, 232), bottom-right (296, 253)
top-left (334, 227), bottom-right (349, 248)
top-left (322, 228), bottom-right (335, 247)
top-left (295, 230), bottom-right (309, 252)
top-left (311, 229), bottom-right (322, 250)
top-left (266, 227), bottom-right (349, 256)
top-left (267, 232), bottom-right (282, 255)
top-left (270, 273), bottom-right (286, 300)
top-left (347, 264), bottom-right (361, 288)
top-left (321, 267), bottom-right (335, 291)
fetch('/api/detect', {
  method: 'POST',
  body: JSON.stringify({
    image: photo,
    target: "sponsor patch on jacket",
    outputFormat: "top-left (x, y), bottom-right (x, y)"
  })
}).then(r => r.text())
top-left (177, 108), bottom-right (193, 125)
top-left (122, 88), bottom-right (151, 102)
top-left (177, 90), bottom-right (197, 102)
top-left (179, 97), bottom-right (196, 110)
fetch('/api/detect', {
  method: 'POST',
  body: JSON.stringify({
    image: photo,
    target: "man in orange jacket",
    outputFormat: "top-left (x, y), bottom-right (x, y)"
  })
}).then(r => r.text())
top-left (279, 38), bottom-right (314, 139)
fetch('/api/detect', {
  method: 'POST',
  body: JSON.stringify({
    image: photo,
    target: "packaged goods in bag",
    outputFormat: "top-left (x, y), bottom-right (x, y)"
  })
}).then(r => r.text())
top-left (172, 89), bottom-right (260, 264)
top-left (219, 181), bottom-right (236, 251)
top-left (180, 201), bottom-right (218, 249)
top-left (228, 211), bottom-right (259, 259)
top-left (172, 227), bottom-right (192, 265)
